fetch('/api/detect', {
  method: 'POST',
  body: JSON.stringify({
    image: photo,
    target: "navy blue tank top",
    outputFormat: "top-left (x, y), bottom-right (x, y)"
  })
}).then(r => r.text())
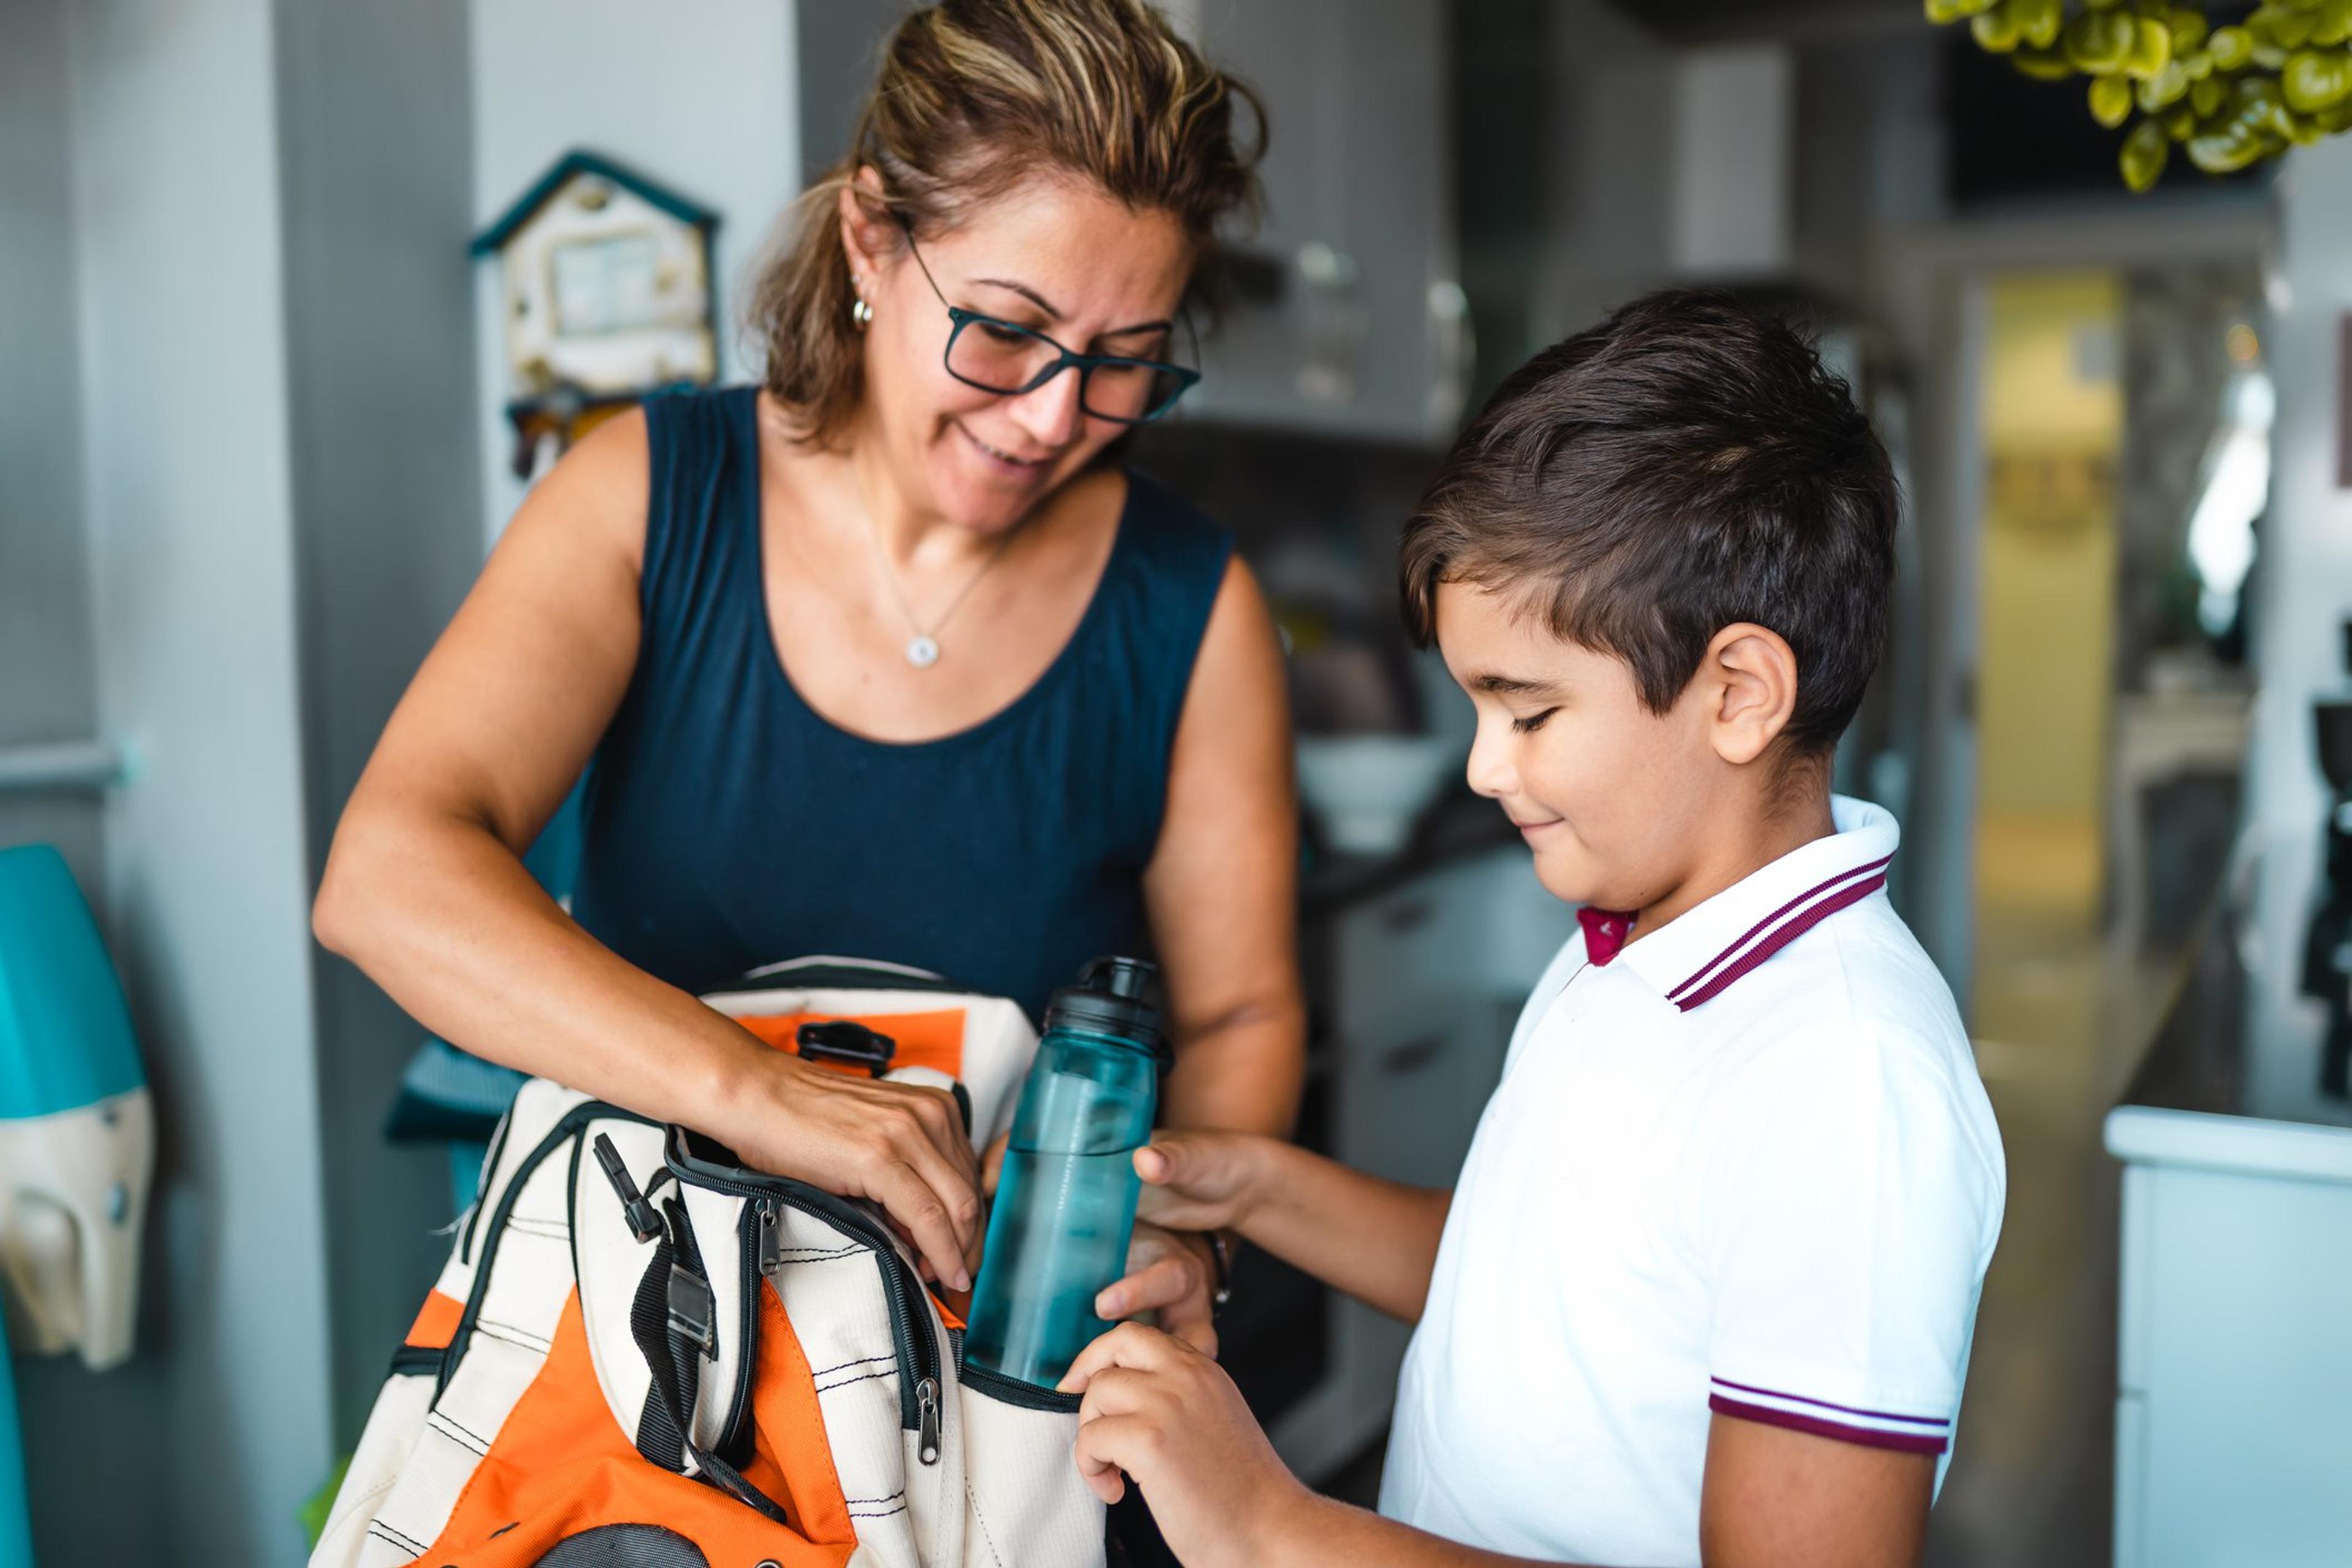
top-left (569, 385), bottom-right (1232, 1022)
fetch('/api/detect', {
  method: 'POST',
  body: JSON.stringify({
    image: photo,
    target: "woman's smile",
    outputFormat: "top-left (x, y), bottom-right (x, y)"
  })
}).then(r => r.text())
top-left (954, 418), bottom-right (1057, 477)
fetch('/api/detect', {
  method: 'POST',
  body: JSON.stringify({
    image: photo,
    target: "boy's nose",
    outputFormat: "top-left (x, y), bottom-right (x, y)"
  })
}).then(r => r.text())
top-left (1463, 723), bottom-right (1517, 801)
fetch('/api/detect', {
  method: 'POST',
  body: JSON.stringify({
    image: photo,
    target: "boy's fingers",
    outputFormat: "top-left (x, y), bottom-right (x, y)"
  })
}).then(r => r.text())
top-left (1133, 1137), bottom-right (1203, 1188)
top-left (1073, 1364), bottom-right (1153, 1419)
top-left (1094, 1249), bottom-right (1202, 1321)
top-left (1132, 1142), bottom-right (1174, 1184)
top-left (981, 1131), bottom-right (1009, 1196)
top-left (1071, 1421), bottom-right (1131, 1504)
top-left (1157, 1284), bottom-right (1218, 1359)
top-left (1072, 1412), bottom-right (1153, 1503)
top-left (1058, 1321), bottom-right (1175, 1392)
top-left (1132, 1184), bottom-right (1214, 1229)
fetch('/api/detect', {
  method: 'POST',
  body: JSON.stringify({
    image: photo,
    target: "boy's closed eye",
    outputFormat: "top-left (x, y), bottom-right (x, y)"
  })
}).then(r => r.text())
top-left (1510, 707), bottom-right (1558, 734)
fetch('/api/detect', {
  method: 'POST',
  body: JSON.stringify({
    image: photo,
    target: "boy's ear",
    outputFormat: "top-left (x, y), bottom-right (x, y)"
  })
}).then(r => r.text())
top-left (1702, 622), bottom-right (1800, 767)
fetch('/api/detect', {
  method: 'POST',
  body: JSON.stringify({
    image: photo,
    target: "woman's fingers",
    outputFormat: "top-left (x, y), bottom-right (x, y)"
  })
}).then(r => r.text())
top-left (734, 1055), bottom-right (989, 1283)
top-left (864, 1155), bottom-right (974, 1291)
top-left (903, 1085), bottom-right (979, 1186)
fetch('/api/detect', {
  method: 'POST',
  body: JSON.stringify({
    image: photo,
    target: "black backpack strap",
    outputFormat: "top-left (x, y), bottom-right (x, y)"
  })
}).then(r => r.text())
top-left (627, 1194), bottom-right (797, 1530)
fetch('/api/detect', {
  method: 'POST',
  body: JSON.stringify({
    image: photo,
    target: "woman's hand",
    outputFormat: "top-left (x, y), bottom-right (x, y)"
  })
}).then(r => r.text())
top-left (1095, 1221), bottom-right (1219, 1355)
top-left (1131, 1129), bottom-right (1272, 1235)
top-left (1060, 1323), bottom-right (1309, 1568)
top-left (715, 1051), bottom-right (982, 1290)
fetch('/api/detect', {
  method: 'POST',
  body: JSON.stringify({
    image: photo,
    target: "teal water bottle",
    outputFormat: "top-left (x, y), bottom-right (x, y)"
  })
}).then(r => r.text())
top-left (965, 957), bottom-right (1170, 1387)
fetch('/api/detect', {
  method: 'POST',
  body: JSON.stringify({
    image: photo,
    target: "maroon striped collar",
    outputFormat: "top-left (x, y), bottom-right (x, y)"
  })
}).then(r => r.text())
top-left (1607, 796), bottom-right (1898, 1013)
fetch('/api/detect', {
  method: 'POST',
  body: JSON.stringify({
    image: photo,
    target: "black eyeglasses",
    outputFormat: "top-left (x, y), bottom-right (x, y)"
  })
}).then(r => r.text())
top-left (900, 232), bottom-right (1200, 426)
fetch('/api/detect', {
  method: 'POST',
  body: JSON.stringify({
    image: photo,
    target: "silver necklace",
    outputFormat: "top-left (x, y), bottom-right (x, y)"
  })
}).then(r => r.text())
top-left (858, 504), bottom-right (1019, 669)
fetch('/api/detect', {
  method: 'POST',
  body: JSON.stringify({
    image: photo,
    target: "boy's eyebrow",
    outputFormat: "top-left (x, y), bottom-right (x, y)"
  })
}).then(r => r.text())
top-left (1466, 671), bottom-right (1561, 697)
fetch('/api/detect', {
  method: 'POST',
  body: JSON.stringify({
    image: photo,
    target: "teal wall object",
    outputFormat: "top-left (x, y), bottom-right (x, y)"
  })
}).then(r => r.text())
top-left (0, 845), bottom-right (145, 1118)
top-left (0, 1309), bottom-right (31, 1568)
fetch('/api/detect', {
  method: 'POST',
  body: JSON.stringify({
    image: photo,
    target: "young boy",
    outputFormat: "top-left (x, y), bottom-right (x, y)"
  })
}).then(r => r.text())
top-left (1060, 290), bottom-right (2006, 1567)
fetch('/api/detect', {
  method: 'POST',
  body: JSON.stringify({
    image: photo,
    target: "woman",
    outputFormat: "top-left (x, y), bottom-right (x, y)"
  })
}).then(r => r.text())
top-left (315, 0), bottom-right (1301, 1350)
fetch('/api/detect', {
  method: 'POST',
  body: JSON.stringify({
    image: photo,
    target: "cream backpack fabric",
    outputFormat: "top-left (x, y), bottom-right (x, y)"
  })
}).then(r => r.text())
top-left (312, 958), bottom-right (1107, 1568)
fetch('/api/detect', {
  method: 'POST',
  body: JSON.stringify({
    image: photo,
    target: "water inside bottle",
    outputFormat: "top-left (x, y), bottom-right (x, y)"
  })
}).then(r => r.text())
top-left (964, 1139), bottom-right (1145, 1386)
top-left (965, 1006), bottom-right (1160, 1389)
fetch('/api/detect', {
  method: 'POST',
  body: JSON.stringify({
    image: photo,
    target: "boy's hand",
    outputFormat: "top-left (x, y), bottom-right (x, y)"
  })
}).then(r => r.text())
top-left (1131, 1129), bottom-right (1269, 1234)
top-left (1095, 1221), bottom-right (1219, 1355)
top-left (1060, 1323), bottom-right (1309, 1568)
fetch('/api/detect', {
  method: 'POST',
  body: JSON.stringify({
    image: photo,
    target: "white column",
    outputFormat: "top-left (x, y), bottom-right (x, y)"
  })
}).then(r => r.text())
top-left (67, 0), bottom-right (334, 1561)
top-left (2245, 135), bottom-right (2352, 1109)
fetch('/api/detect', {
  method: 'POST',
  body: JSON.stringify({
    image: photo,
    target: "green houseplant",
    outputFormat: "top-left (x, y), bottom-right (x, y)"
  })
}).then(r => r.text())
top-left (1925, 0), bottom-right (2352, 187)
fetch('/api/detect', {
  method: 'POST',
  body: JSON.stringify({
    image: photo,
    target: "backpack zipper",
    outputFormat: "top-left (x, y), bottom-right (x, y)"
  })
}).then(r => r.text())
top-left (953, 1338), bottom-right (1084, 1414)
top-left (668, 1148), bottom-right (943, 1460)
top-left (713, 1199), bottom-right (773, 1464)
top-left (668, 965), bottom-right (992, 1464)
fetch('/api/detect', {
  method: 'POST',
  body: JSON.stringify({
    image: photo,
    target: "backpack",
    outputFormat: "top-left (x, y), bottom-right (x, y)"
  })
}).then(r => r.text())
top-left (312, 957), bottom-right (1108, 1568)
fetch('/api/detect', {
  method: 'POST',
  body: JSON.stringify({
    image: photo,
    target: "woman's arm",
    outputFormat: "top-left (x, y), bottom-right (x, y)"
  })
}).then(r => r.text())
top-left (313, 415), bottom-right (983, 1286)
top-left (1143, 553), bottom-right (1307, 1137)
top-left (1095, 555), bottom-right (1306, 1345)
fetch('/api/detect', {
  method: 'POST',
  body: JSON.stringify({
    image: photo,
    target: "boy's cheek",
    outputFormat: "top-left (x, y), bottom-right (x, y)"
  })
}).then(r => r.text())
top-left (1526, 827), bottom-right (1610, 907)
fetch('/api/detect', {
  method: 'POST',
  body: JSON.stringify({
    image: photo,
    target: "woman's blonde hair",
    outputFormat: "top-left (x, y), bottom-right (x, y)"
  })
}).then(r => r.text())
top-left (746, 0), bottom-right (1264, 445)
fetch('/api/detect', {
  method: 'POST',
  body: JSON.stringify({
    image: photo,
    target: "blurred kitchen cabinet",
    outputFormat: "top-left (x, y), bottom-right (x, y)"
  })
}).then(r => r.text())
top-left (2106, 1109), bottom-right (2352, 1568)
top-left (1269, 845), bottom-right (1573, 1481)
top-left (1177, 0), bottom-right (1468, 445)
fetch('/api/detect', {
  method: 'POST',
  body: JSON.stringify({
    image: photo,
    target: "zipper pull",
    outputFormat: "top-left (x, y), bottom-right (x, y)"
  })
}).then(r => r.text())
top-left (916, 1375), bottom-right (941, 1466)
top-left (755, 1199), bottom-right (782, 1275)
top-left (592, 1133), bottom-right (662, 1243)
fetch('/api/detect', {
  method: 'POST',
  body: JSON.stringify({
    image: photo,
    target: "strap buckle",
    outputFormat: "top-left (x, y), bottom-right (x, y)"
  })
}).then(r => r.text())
top-left (666, 1264), bottom-right (718, 1360)
top-left (592, 1133), bottom-right (664, 1244)
top-left (795, 1019), bottom-right (898, 1077)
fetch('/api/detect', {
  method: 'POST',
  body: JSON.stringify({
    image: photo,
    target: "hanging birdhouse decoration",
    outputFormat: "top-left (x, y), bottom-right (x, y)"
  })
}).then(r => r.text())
top-left (472, 151), bottom-right (721, 477)
top-left (1925, 0), bottom-right (2352, 189)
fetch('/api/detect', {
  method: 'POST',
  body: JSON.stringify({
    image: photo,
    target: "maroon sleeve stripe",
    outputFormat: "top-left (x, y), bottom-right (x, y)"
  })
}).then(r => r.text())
top-left (1709, 1393), bottom-right (1950, 1455)
top-left (1708, 1376), bottom-right (1949, 1429)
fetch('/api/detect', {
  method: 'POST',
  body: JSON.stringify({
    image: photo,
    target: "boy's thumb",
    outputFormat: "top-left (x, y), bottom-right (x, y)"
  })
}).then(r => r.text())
top-left (1133, 1138), bottom-right (1191, 1188)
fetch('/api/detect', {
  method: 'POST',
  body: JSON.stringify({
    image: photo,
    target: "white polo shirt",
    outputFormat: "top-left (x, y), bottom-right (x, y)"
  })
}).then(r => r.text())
top-left (1379, 797), bottom-right (2005, 1566)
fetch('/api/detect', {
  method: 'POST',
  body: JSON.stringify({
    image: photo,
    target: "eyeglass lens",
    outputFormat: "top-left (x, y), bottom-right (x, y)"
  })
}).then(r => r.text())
top-left (946, 318), bottom-right (1184, 423)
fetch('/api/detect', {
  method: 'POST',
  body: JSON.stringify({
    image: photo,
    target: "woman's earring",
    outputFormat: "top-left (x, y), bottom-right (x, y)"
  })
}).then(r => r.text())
top-left (852, 294), bottom-right (874, 330)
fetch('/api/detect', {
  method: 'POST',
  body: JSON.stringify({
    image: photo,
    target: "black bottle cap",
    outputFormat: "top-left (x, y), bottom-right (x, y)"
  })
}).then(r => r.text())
top-left (1042, 956), bottom-right (1172, 1070)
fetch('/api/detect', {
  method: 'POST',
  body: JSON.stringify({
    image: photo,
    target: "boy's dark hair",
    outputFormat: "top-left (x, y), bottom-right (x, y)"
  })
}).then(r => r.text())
top-left (1399, 288), bottom-right (1898, 756)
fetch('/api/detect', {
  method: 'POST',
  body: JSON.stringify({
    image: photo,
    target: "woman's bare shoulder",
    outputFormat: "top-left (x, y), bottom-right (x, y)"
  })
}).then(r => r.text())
top-left (505, 406), bottom-right (654, 573)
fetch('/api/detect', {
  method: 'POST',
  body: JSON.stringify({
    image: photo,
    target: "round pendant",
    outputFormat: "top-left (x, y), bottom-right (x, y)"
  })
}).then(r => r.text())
top-left (905, 635), bottom-right (941, 669)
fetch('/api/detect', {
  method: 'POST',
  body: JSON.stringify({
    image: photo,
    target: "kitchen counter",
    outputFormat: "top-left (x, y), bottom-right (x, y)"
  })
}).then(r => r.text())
top-left (2106, 895), bottom-right (2352, 1177)
top-left (2102, 895), bottom-right (2352, 1568)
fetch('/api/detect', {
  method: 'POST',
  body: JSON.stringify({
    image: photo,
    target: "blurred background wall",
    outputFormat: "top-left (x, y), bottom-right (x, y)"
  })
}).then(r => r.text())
top-left (5, 1), bottom-right (2352, 1564)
